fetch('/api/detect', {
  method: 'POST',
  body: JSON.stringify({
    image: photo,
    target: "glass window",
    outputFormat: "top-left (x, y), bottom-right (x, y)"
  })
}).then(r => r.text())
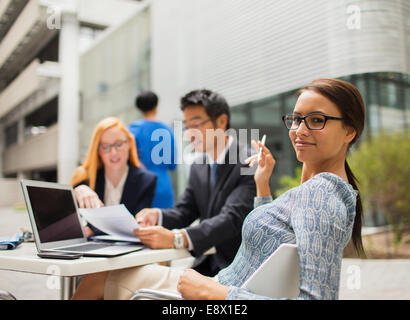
top-left (368, 77), bottom-right (378, 106)
top-left (405, 86), bottom-right (410, 110)
top-left (405, 86), bottom-right (410, 128)
top-left (355, 77), bottom-right (367, 104)
top-left (380, 81), bottom-right (398, 109)
top-left (231, 105), bottom-right (248, 127)
top-left (251, 97), bottom-right (281, 127)
top-left (284, 92), bottom-right (298, 114)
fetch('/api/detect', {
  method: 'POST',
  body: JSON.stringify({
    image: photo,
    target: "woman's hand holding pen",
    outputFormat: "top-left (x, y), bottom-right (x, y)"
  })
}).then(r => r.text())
top-left (245, 139), bottom-right (276, 197)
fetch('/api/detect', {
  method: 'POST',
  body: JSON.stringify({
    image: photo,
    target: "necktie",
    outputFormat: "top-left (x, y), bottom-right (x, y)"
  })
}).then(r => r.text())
top-left (210, 163), bottom-right (218, 186)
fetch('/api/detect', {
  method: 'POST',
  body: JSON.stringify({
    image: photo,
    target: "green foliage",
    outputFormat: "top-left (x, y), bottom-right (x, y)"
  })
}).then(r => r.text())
top-left (348, 130), bottom-right (410, 252)
top-left (275, 166), bottom-right (302, 197)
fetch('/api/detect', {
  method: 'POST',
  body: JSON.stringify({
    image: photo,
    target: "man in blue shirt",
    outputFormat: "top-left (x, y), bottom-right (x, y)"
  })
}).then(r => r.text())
top-left (128, 91), bottom-right (177, 209)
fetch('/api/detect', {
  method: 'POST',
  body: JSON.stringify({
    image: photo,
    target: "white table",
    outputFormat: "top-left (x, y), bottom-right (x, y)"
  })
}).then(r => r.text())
top-left (0, 243), bottom-right (195, 300)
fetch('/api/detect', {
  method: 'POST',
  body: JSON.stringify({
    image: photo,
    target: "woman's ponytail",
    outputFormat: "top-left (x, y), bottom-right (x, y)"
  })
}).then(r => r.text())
top-left (345, 160), bottom-right (365, 257)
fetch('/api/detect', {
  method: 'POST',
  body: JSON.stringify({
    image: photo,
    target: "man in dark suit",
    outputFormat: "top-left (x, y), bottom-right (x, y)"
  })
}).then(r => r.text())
top-left (135, 89), bottom-right (256, 276)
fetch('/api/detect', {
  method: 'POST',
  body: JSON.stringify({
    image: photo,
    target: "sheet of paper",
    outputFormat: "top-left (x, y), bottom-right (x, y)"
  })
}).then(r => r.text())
top-left (79, 204), bottom-right (140, 240)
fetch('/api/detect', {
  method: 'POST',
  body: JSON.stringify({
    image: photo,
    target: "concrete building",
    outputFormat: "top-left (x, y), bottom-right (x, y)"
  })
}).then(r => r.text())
top-left (79, 3), bottom-right (151, 162)
top-left (0, 0), bottom-right (143, 205)
top-left (1, 0), bottom-right (409, 225)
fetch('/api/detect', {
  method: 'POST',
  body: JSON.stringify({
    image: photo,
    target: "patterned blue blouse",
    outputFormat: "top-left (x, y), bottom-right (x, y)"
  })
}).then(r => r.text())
top-left (217, 172), bottom-right (358, 300)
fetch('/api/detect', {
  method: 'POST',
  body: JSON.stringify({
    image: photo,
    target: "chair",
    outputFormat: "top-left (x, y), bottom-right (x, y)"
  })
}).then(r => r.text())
top-left (130, 289), bottom-right (183, 300)
top-left (0, 290), bottom-right (17, 300)
top-left (130, 243), bottom-right (299, 300)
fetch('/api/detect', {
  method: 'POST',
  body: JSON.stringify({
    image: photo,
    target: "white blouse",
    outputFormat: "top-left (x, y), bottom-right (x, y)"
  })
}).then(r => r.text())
top-left (104, 166), bottom-right (129, 206)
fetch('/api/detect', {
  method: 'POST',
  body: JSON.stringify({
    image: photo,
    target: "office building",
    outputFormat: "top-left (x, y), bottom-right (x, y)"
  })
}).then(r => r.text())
top-left (0, 0), bottom-right (142, 188)
top-left (149, 0), bottom-right (409, 226)
top-left (1, 0), bottom-right (408, 225)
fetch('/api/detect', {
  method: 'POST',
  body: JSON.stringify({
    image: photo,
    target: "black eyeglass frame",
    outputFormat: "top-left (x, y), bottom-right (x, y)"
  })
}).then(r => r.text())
top-left (281, 113), bottom-right (344, 130)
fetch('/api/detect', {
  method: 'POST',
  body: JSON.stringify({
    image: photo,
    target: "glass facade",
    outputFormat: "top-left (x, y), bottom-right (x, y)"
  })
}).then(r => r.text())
top-left (340, 73), bottom-right (410, 136)
top-left (230, 72), bottom-right (410, 226)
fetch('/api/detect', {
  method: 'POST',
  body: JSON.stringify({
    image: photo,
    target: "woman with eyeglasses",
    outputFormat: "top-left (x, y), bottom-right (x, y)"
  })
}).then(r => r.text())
top-left (175, 78), bottom-right (366, 300)
top-left (72, 78), bottom-right (365, 300)
top-left (70, 117), bottom-right (157, 237)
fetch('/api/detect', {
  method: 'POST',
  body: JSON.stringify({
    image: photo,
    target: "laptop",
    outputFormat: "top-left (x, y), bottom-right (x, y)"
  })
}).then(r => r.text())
top-left (241, 243), bottom-right (300, 298)
top-left (20, 179), bottom-right (144, 257)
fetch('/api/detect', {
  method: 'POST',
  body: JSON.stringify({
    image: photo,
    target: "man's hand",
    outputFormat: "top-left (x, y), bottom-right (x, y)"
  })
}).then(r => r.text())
top-left (134, 226), bottom-right (174, 249)
top-left (135, 208), bottom-right (160, 227)
top-left (74, 185), bottom-right (104, 208)
top-left (177, 269), bottom-right (228, 300)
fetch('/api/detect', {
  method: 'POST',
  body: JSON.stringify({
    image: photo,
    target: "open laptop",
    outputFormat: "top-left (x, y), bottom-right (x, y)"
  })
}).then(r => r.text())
top-left (20, 179), bottom-right (144, 257)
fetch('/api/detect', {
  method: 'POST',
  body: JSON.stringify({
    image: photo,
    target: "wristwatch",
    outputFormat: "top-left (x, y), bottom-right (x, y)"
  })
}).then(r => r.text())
top-left (172, 229), bottom-right (185, 249)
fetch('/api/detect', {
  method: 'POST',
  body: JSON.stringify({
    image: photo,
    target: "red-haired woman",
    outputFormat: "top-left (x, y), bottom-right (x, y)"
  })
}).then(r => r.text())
top-left (71, 117), bottom-right (157, 237)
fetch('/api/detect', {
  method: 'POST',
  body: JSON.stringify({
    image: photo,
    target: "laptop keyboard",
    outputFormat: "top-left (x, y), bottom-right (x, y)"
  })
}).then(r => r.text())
top-left (60, 242), bottom-right (112, 252)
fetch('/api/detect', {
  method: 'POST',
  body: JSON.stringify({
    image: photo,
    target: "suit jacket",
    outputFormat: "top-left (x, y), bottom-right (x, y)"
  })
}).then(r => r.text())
top-left (162, 139), bottom-right (256, 272)
top-left (78, 165), bottom-right (157, 235)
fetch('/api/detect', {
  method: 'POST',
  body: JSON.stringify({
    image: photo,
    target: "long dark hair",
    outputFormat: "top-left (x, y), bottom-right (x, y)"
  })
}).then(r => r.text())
top-left (298, 78), bottom-right (366, 257)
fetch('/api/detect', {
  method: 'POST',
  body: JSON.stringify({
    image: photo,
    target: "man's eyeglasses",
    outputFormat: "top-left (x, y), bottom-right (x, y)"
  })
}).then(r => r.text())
top-left (183, 119), bottom-right (212, 131)
top-left (282, 113), bottom-right (344, 130)
top-left (98, 140), bottom-right (128, 153)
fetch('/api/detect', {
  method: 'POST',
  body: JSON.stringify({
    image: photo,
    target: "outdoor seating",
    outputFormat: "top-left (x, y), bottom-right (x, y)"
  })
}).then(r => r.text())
top-left (130, 243), bottom-right (299, 300)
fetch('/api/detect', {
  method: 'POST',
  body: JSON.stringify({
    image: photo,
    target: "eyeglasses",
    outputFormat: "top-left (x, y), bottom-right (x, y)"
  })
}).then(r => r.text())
top-left (282, 113), bottom-right (344, 130)
top-left (183, 119), bottom-right (212, 131)
top-left (98, 139), bottom-right (128, 153)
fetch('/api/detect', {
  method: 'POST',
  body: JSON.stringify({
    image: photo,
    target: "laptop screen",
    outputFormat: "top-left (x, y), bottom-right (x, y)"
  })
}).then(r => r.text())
top-left (26, 186), bottom-right (84, 243)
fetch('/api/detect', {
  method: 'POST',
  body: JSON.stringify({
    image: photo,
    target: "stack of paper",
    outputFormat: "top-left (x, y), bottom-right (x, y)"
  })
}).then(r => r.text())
top-left (79, 204), bottom-right (141, 243)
